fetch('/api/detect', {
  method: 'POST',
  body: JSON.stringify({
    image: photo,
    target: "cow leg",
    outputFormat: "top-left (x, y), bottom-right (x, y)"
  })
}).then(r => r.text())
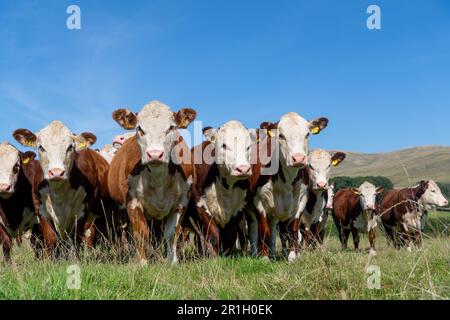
top-left (383, 223), bottom-right (395, 246)
top-left (0, 225), bottom-right (12, 263)
top-left (258, 213), bottom-right (271, 259)
top-left (351, 226), bottom-right (360, 251)
top-left (279, 220), bottom-right (289, 256)
top-left (127, 200), bottom-right (149, 266)
top-left (245, 209), bottom-right (259, 257)
top-left (340, 228), bottom-right (350, 250)
top-left (83, 218), bottom-right (97, 249)
top-left (164, 208), bottom-right (183, 265)
top-left (286, 219), bottom-right (299, 262)
top-left (39, 216), bottom-right (58, 259)
top-left (414, 230), bottom-right (422, 249)
top-left (268, 219), bottom-right (278, 259)
top-left (221, 212), bottom-right (243, 255)
top-left (368, 228), bottom-right (376, 254)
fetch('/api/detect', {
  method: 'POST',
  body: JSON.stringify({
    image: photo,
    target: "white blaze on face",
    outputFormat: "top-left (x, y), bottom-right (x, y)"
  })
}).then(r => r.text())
top-left (326, 185), bottom-right (335, 209)
top-left (308, 149), bottom-right (333, 191)
top-left (357, 182), bottom-right (378, 211)
top-left (277, 113), bottom-right (310, 167)
top-left (421, 180), bottom-right (448, 207)
top-left (0, 143), bottom-right (20, 197)
top-left (135, 102), bottom-right (181, 165)
top-left (214, 121), bottom-right (253, 177)
top-left (35, 121), bottom-right (78, 181)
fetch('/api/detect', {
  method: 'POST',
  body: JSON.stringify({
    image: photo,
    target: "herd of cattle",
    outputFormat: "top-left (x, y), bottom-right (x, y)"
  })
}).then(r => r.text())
top-left (0, 100), bottom-right (448, 264)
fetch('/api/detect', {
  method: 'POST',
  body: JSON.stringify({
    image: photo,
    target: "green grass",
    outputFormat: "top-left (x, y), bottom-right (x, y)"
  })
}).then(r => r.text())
top-left (0, 212), bottom-right (448, 300)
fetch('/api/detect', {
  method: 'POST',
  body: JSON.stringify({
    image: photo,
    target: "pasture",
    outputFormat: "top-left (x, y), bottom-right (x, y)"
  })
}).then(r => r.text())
top-left (1, 211), bottom-right (448, 300)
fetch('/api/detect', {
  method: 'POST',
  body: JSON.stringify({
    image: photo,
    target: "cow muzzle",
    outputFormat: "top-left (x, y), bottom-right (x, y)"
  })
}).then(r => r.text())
top-left (291, 154), bottom-right (308, 167)
top-left (146, 150), bottom-right (165, 164)
top-left (0, 183), bottom-right (12, 194)
top-left (234, 165), bottom-right (252, 177)
top-left (112, 135), bottom-right (126, 149)
top-left (48, 168), bottom-right (66, 180)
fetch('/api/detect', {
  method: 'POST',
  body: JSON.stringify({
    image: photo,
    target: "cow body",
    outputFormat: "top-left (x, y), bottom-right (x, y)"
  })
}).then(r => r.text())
top-left (380, 180), bottom-right (448, 250)
top-left (108, 101), bottom-right (196, 264)
top-left (332, 182), bottom-right (384, 253)
top-left (0, 143), bottom-right (41, 261)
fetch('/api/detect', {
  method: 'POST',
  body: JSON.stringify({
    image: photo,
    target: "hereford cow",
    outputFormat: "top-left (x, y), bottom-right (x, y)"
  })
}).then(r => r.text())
top-left (0, 143), bottom-right (42, 261)
top-left (247, 113), bottom-right (329, 259)
top-left (98, 132), bottom-right (135, 163)
top-left (108, 100), bottom-right (196, 265)
top-left (380, 180), bottom-right (448, 251)
top-left (332, 182), bottom-right (384, 254)
top-left (184, 122), bottom-right (256, 256)
top-left (13, 121), bottom-right (111, 254)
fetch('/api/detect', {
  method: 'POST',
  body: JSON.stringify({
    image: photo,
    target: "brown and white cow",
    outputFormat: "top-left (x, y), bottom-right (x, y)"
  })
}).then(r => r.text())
top-left (0, 142), bottom-right (42, 261)
top-left (13, 121), bottom-right (111, 253)
top-left (184, 121), bottom-right (256, 256)
top-left (332, 182), bottom-right (384, 254)
top-left (380, 180), bottom-right (448, 251)
top-left (108, 100), bottom-right (196, 265)
top-left (247, 113), bottom-right (329, 259)
top-left (98, 132), bottom-right (135, 163)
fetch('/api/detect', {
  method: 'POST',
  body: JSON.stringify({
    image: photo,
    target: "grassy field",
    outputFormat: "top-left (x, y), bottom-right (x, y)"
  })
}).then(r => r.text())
top-left (0, 212), bottom-right (448, 300)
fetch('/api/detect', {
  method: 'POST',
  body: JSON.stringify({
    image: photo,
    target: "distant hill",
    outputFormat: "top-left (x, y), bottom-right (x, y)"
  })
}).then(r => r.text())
top-left (330, 146), bottom-right (450, 187)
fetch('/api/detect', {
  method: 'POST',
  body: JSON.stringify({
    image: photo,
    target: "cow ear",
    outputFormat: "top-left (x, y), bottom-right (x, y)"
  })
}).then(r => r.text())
top-left (309, 117), bottom-right (329, 135)
top-left (376, 187), bottom-right (385, 194)
top-left (260, 122), bottom-right (277, 138)
top-left (352, 188), bottom-right (360, 195)
top-left (13, 129), bottom-right (37, 148)
top-left (202, 127), bottom-right (217, 142)
top-left (174, 108), bottom-right (197, 129)
top-left (74, 132), bottom-right (97, 151)
top-left (20, 151), bottom-right (36, 165)
top-left (112, 109), bottom-right (138, 130)
top-left (331, 152), bottom-right (346, 166)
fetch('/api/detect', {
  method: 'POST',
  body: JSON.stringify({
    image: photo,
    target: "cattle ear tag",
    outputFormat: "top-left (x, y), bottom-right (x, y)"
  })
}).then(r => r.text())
top-left (25, 140), bottom-right (34, 147)
top-left (332, 159), bottom-right (339, 166)
top-left (77, 142), bottom-right (87, 149)
top-left (22, 157), bottom-right (30, 165)
top-left (268, 130), bottom-right (275, 138)
top-left (354, 191), bottom-right (360, 195)
top-left (311, 127), bottom-right (320, 135)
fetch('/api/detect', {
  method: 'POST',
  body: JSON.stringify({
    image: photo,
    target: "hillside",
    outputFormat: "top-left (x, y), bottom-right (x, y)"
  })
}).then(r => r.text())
top-left (330, 146), bottom-right (450, 187)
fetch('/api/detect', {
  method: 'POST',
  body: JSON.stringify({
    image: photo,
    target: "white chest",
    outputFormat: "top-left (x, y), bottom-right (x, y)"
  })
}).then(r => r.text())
top-left (353, 211), bottom-right (377, 233)
top-left (197, 181), bottom-right (247, 228)
top-left (40, 185), bottom-right (87, 236)
top-left (401, 211), bottom-right (422, 232)
top-left (254, 179), bottom-right (308, 222)
top-left (129, 169), bottom-right (192, 220)
top-left (301, 195), bottom-right (326, 231)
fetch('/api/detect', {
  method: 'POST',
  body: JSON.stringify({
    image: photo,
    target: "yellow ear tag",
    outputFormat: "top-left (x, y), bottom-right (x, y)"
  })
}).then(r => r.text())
top-left (25, 140), bottom-right (34, 147)
top-left (311, 127), bottom-right (320, 135)
top-left (77, 142), bottom-right (87, 149)
top-left (268, 130), bottom-right (275, 138)
top-left (22, 158), bottom-right (30, 165)
top-left (354, 191), bottom-right (360, 195)
top-left (332, 159), bottom-right (339, 166)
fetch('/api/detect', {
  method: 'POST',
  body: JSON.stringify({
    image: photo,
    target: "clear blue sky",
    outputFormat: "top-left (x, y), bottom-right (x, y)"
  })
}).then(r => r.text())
top-left (0, 0), bottom-right (449, 152)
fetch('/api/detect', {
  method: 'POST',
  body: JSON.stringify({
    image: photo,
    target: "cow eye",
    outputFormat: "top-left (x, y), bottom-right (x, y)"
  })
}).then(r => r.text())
top-left (308, 164), bottom-right (314, 170)
top-left (279, 134), bottom-right (286, 140)
top-left (222, 144), bottom-right (228, 150)
top-left (306, 133), bottom-right (310, 139)
top-left (137, 126), bottom-right (145, 136)
top-left (13, 163), bottom-right (20, 174)
top-left (67, 145), bottom-right (74, 152)
top-left (38, 145), bottom-right (46, 153)
top-left (246, 146), bottom-right (251, 151)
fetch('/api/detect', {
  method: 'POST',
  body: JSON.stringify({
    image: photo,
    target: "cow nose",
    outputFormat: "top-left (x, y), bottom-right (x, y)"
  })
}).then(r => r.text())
top-left (147, 150), bottom-right (165, 161)
top-left (367, 204), bottom-right (376, 210)
top-left (48, 168), bottom-right (66, 178)
top-left (236, 165), bottom-right (251, 175)
top-left (444, 200), bottom-right (449, 206)
top-left (291, 154), bottom-right (307, 166)
top-left (317, 182), bottom-right (328, 190)
top-left (0, 184), bottom-right (12, 193)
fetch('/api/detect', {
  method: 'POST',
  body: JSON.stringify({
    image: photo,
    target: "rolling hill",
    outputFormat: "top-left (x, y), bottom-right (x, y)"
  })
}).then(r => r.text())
top-left (330, 146), bottom-right (450, 187)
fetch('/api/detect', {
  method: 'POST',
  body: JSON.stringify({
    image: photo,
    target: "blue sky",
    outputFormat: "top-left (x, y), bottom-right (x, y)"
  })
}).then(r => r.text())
top-left (0, 0), bottom-right (449, 152)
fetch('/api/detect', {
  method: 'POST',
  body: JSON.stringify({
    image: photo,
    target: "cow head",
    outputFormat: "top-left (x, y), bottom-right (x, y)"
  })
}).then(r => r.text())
top-left (13, 121), bottom-right (96, 181)
top-left (112, 100), bottom-right (196, 165)
top-left (112, 132), bottom-right (135, 150)
top-left (419, 180), bottom-right (448, 207)
top-left (326, 183), bottom-right (335, 210)
top-left (203, 121), bottom-right (255, 178)
top-left (260, 113), bottom-right (328, 169)
top-left (352, 182), bottom-right (384, 212)
top-left (0, 142), bottom-right (36, 198)
top-left (308, 150), bottom-right (345, 192)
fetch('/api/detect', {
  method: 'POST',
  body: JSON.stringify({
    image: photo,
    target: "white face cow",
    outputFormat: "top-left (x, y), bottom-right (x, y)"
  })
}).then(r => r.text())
top-left (112, 132), bottom-right (135, 150)
top-left (13, 121), bottom-right (96, 181)
top-left (0, 143), bottom-right (21, 198)
top-left (308, 149), bottom-right (346, 192)
top-left (261, 113), bottom-right (328, 168)
top-left (204, 121), bottom-right (255, 178)
top-left (112, 100), bottom-right (196, 165)
top-left (420, 180), bottom-right (448, 207)
top-left (353, 182), bottom-right (384, 211)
